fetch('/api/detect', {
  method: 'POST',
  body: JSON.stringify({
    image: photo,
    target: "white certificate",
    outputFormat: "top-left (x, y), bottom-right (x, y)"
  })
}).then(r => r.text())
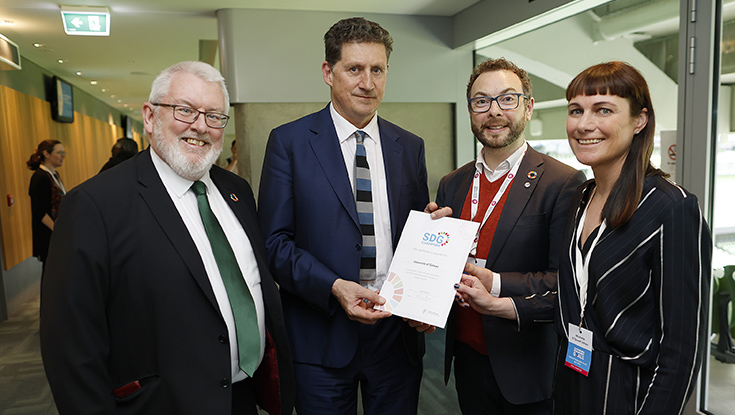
top-left (376, 210), bottom-right (480, 328)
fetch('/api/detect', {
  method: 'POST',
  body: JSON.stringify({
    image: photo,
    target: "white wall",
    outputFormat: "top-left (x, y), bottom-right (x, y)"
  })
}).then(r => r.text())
top-left (217, 8), bottom-right (469, 104)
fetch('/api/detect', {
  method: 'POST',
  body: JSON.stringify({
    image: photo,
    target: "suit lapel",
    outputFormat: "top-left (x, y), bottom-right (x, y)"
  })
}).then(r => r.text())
top-left (309, 108), bottom-right (360, 229)
top-left (135, 149), bottom-right (219, 310)
top-left (486, 147), bottom-right (545, 267)
top-left (379, 118), bottom-right (404, 241)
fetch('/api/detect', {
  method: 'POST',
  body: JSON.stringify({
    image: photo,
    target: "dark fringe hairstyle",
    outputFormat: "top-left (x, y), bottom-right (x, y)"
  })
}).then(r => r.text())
top-left (566, 61), bottom-right (668, 229)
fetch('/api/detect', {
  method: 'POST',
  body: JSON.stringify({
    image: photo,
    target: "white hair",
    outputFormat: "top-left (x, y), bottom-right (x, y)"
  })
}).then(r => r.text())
top-left (149, 61), bottom-right (230, 109)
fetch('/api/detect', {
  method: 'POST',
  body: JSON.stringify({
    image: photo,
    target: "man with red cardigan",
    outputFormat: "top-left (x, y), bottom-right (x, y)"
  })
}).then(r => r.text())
top-left (435, 58), bottom-right (585, 414)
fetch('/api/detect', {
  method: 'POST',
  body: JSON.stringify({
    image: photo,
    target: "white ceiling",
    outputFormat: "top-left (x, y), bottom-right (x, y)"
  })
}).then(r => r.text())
top-left (0, 0), bottom-right (480, 121)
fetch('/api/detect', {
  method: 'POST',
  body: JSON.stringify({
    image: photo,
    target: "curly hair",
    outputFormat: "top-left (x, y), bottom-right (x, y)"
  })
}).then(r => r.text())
top-left (466, 57), bottom-right (533, 100)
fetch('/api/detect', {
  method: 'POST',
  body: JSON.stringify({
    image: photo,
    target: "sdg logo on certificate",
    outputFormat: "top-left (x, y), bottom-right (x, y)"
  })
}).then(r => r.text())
top-left (377, 272), bottom-right (404, 312)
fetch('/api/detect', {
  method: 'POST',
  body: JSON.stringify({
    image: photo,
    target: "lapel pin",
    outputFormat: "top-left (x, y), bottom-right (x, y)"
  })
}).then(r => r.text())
top-left (524, 182), bottom-right (531, 188)
top-left (230, 193), bottom-right (239, 202)
top-left (527, 171), bottom-right (538, 180)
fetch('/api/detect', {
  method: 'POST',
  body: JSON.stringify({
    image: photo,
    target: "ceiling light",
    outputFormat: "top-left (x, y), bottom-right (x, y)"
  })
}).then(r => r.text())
top-left (101, 88), bottom-right (106, 92)
top-left (33, 43), bottom-right (45, 48)
top-left (76, 71), bottom-right (82, 76)
top-left (90, 80), bottom-right (97, 85)
top-left (110, 94), bottom-right (115, 98)
top-left (0, 20), bottom-right (14, 25)
top-left (57, 59), bottom-right (64, 64)
top-left (117, 99), bottom-right (122, 103)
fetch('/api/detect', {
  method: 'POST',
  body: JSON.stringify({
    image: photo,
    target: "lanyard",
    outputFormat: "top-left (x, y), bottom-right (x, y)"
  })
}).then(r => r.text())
top-left (573, 193), bottom-right (606, 324)
top-left (468, 150), bottom-right (525, 257)
top-left (40, 165), bottom-right (67, 195)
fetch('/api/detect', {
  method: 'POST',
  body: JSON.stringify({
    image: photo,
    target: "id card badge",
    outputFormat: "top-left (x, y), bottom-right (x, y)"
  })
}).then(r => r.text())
top-left (565, 323), bottom-right (593, 376)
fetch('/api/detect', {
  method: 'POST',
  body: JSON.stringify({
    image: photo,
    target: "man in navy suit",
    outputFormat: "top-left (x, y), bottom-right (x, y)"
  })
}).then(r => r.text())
top-left (433, 58), bottom-right (585, 414)
top-left (41, 61), bottom-right (294, 415)
top-left (259, 17), bottom-right (430, 415)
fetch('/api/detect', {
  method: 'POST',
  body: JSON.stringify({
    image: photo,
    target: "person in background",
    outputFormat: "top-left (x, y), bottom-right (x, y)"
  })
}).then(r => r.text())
top-left (224, 139), bottom-right (238, 173)
top-left (40, 61), bottom-right (294, 415)
top-left (27, 139), bottom-right (66, 268)
top-left (99, 137), bottom-right (139, 172)
top-left (258, 17), bottom-right (430, 415)
top-left (431, 57), bottom-right (585, 414)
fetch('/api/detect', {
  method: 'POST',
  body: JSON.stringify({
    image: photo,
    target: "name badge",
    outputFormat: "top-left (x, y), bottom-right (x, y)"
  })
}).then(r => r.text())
top-left (565, 323), bottom-right (593, 376)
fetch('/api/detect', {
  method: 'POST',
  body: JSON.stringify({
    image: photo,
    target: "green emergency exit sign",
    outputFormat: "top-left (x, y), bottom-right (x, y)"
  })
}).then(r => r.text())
top-left (61, 6), bottom-right (110, 36)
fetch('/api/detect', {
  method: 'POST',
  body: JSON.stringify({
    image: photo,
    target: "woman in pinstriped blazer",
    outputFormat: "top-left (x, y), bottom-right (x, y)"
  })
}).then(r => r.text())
top-left (553, 61), bottom-right (712, 414)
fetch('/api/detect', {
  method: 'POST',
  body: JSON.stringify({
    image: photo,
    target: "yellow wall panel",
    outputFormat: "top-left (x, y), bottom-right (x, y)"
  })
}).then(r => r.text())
top-left (0, 85), bottom-right (130, 270)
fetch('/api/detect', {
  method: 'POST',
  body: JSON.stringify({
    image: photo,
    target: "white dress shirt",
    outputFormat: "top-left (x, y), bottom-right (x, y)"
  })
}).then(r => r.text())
top-left (150, 149), bottom-right (265, 382)
top-left (330, 103), bottom-right (393, 291)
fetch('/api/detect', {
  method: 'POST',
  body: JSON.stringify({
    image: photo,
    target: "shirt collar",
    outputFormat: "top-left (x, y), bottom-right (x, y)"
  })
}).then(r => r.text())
top-left (330, 102), bottom-right (380, 144)
top-left (475, 141), bottom-right (528, 178)
top-left (39, 165), bottom-right (56, 175)
top-left (150, 147), bottom-right (213, 199)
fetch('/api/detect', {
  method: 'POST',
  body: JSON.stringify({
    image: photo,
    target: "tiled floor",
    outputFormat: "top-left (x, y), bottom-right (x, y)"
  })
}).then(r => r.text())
top-left (0, 296), bottom-right (57, 415)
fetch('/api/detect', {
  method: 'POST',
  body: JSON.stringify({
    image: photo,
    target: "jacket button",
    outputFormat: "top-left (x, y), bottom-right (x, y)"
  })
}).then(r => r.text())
top-left (355, 244), bottom-right (362, 251)
top-left (219, 334), bottom-right (228, 344)
top-left (220, 378), bottom-right (230, 388)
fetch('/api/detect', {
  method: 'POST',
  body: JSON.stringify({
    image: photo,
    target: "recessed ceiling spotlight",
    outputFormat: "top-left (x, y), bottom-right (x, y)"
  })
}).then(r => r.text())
top-left (58, 59), bottom-right (64, 64)
top-left (90, 80), bottom-right (98, 85)
top-left (0, 19), bottom-right (14, 25)
top-left (117, 99), bottom-right (122, 103)
top-left (76, 71), bottom-right (82, 76)
top-left (123, 104), bottom-right (128, 107)
top-left (33, 43), bottom-right (45, 48)
top-left (101, 88), bottom-right (106, 92)
top-left (110, 94), bottom-right (115, 98)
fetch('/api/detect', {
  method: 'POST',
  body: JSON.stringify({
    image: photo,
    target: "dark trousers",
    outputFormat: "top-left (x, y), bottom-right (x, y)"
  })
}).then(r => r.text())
top-left (232, 377), bottom-right (257, 415)
top-left (293, 318), bottom-right (422, 415)
top-left (454, 341), bottom-right (551, 415)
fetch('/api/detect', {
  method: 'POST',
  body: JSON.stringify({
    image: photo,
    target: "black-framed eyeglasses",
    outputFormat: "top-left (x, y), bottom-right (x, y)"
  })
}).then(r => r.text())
top-left (468, 93), bottom-right (529, 113)
top-left (151, 103), bottom-right (230, 129)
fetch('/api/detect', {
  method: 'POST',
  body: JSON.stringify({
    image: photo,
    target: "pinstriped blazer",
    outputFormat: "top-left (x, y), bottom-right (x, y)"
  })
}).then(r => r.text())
top-left (554, 175), bottom-right (712, 414)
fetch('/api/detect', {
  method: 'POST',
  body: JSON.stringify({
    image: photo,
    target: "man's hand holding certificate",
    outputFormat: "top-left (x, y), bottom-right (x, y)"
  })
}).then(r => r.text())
top-left (376, 210), bottom-right (479, 328)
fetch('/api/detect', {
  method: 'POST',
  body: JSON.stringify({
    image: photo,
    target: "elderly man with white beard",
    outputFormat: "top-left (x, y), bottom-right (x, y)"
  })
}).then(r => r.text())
top-left (40, 61), bottom-right (294, 415)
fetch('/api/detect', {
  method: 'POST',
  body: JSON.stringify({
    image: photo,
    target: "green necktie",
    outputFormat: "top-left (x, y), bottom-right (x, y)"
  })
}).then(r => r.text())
top-left (191, 180), bottom-right (260, 377)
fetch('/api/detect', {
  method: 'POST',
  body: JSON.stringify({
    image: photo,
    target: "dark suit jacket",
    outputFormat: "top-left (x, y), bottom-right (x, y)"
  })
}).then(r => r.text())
top-left (258, 105), bottom-right (429, 369)
top-left (40, 149), bottom-right (294, 415)
top-left (437, 146), bottom-right (585, 405)
top-left (554, 176), bottom-right (711, 414)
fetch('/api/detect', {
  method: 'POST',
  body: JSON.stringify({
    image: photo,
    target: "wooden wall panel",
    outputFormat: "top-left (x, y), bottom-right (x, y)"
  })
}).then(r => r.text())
top-left (0, 85), bottom-right (140, 270)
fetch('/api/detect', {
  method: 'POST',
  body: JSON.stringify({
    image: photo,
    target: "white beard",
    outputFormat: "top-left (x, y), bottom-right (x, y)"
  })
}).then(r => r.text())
top-left (150, 117), bottom-right (222, 181)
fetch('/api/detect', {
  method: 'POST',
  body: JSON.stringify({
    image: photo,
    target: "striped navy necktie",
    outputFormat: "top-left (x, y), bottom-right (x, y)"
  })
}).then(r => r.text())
top-left (354, 130), bottom-right (376, 285)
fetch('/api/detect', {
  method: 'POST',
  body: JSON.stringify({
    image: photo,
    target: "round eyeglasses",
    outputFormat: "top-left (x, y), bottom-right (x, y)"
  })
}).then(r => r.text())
top-left (152, 103), bottom-right (230, 129)
top-left (468, 93), bottom-right (529, 113)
